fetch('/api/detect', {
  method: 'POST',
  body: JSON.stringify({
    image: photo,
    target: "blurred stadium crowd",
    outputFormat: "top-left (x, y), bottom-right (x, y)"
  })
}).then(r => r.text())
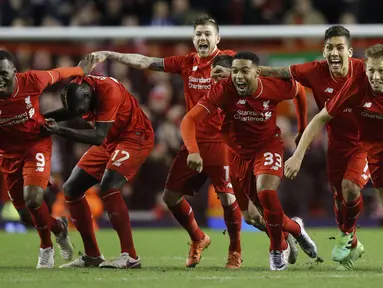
top-left (0, 0), bottom-right (382, 225)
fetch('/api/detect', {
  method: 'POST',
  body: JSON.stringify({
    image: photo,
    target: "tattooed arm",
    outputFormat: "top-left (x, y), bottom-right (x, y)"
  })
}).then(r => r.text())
top-left (87, 51), bottom-right (164, 71)
top-left (259, 66), bottom-right (292, 79)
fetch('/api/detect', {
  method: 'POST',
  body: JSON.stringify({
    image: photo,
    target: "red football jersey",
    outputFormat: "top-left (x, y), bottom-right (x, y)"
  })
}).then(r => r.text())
top-left (197, 77), bottom-right (298, 158)
top-left (164, 49), bottom-right (235, 142)
top-left (326, 72), bottom-right (383, 153)
top-left (290, 58), bottom-right (365, 148)
top-left (0, 67), bottom-right (83, 157)
top-left (79, 75), bottom-right (153, 149)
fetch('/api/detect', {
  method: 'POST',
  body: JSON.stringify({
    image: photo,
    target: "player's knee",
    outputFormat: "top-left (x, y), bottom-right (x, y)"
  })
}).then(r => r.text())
top-left (217, 192), bottom-right (236, 206)
top-left (341, 179), bottom-right (361, 201)
top-left (17, 208), bottom-right (33, 226)
top-left (63, 181), bottom-right (76, 198)
top-left (23, 186), bottom-right (44, 209)
top-left (162, 189), bottom-right (183, 207)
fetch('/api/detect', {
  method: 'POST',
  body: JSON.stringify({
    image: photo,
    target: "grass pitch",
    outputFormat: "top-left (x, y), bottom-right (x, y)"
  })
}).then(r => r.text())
top-left (0, 228), bottom-right (382, 287)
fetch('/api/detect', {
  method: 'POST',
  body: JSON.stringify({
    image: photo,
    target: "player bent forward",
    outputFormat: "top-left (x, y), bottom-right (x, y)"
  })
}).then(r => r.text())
top-left (43, 75), bottom-right (154, 268)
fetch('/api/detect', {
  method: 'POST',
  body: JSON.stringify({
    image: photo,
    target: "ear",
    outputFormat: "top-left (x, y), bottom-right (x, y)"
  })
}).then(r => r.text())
top-left (322, 47), bottom-right (326, 59)
top-left (216, 34), bottom-right (220, 45)
top-left (255, 66), bottom-right (261, 77)
top-left (348, 47), bottom-right (353, 58)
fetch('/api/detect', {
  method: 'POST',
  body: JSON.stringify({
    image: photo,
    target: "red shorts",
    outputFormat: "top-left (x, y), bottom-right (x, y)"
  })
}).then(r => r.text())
top-left (327, 146), bottom-right (369, 194)
top-left (367, 148), bottom-right (383, 188)
top-left (78, 133), bottom-right (154, 181)
top-left (165, 142), bottom-right (233, 195)
top-left (0, 138), bottom-right (52, 209)
top-left (229, 138), bottom-right (284, 211)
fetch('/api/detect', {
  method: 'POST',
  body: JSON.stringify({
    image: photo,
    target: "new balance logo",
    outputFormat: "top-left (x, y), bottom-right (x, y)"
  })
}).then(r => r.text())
top-left (192, 66), bottom-right (198, 71)
top-left (324, 87), bottom-right (334, 93)
top-left (363, 102), bottom-right (372, 108)
top-left (237, 99), bottom-right (246, 105)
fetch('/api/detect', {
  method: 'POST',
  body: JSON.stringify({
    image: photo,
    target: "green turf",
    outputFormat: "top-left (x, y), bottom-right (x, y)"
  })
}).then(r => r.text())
top-left (0, 228), bottom-right (382, 287)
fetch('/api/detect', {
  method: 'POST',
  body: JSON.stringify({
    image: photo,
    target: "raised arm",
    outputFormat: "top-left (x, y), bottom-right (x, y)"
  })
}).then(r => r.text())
top-left (284, 108), bottom-right (332, 179)
top-left (87, 51), bottom-right (165, 71)
top-left (259, 66), bottom-right (292, 79)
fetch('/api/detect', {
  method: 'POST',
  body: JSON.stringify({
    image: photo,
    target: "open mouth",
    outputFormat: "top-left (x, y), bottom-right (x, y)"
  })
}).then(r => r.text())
top-left (236, 82), bottom-right (247, 92)
top-left (329, 58), bottom-right (342, 69)
top-left (198, 44), bottom-right (209, 52)
top-left (0, 83), bottom-right (6, 92)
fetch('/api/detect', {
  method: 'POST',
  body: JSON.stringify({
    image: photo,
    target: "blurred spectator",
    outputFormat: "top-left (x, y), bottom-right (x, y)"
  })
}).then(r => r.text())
top-left (284, 0), bottom-right (326, 25)
top-left (150, 0), bottom-right (173, 26)
top-left (171, 0), bottom-right (204, 25)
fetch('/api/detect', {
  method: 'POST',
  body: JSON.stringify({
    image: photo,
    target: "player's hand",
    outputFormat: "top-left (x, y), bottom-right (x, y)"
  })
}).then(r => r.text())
top-left (211, 65), bottom-right (231, 81)
top-left (187, 153), bottom-right (203, 173)
top-left (43, 118), bottom-right (60, 134)
top-left (294, 132), bottom-right (303, 147)
top-left (86, 51), bottom-right (109, 68)
top-left (284, 155), bottom-right (303, 179)
top-left (78, 59), bottom-right (96, 75)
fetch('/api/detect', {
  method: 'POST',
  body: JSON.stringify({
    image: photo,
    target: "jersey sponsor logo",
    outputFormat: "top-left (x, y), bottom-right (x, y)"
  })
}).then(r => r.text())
top-left (237, 99), bottom-right (246, 105)
top-left (361, 110), bottom-right (383, 120)
top-left (363, 102), bottom-right (372, 108)
top-left (234, 110), bottom-right (272, 122)
top-left (325, 87), bottom-right (334, 93)
top-left (188, 76), bottom-right (211, 90)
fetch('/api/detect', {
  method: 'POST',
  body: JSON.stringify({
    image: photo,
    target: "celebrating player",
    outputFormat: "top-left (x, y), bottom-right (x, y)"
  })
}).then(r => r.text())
top-left (43, 74), bottom-right (154, 269)
top-left (87, 15), bottom-right (243, 268)
top-left (284, 43), bottom-right (383, 268)
top-left (260, 25), bottom-right (367, 270)
top-left (211, 54), bottom-right (301, 263)
top-left (181, 51), bottom-right (317, 271)
top-left (0, 50), bottom-right (91, 268)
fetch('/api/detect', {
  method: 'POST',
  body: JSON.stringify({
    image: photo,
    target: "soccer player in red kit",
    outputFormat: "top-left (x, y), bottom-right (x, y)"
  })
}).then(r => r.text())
top-left (260, 25), bottom-right (367, 269)
top-left (181, 51), bottom-right (318, 271)
top-left (0, 50), bottom-right (90, 268)
top-left (43, 74), bottom-right (154, 269)
top-left (87, 15), bottom-right (243, 268)
top-left (285, 43), bottom-right (383, 269)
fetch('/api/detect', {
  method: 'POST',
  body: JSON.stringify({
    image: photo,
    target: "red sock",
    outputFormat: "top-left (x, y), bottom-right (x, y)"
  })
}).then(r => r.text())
top-left (222, 201), bottom-right (242, 253)
top-left (27, 202), bottom-right (53, 249)
top-left (258, 190), bottom-right (286, 252)
top-left (65, 195), bottom-right (101, 257)
top-left (168, 198), bottom-right (204, 241)
top-left (341, 195), bottom-right (363, 234)
top-left (35, 202), bottom-right (63, 235)
top-left (102, 189), bottom-right (137, 258)
top-left (282, 214), bottom-right (301, 237)
top-left (333, 192), bottom-right (344, 229)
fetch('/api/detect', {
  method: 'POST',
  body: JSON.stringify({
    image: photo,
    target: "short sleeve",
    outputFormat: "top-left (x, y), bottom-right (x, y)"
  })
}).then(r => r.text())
top-left (163, 55), bottom-right (187, 74)
top-left (197, 81), bottom-right (228, 113)
top-left (289, 61), bottom-right (319, 88)
top-left (325, 74), bottom-right (362, 117)
top-left (274, 78), bottom-right (298, 101)
top-left (94, 85), bottom-right (122, 122)
top-left (28, 71), bottom-right (55, 93)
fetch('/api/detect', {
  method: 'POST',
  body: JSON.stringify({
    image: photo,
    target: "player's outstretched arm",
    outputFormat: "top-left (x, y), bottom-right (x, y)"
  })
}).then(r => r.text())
top-left (43, 119), bottom-right (113, 145)
top-left (43, 108), bottom-right (75, 122)
top-left (87, 51), bottom-right (164, 71)
top-left (293, 84), bottom-right (308, 145)
top-left (259, 66), bottom-right (292, 79)
top-left (284, 108), bottom-right (332, 179)
top-left (181, 104), bottom-right (211, 173)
